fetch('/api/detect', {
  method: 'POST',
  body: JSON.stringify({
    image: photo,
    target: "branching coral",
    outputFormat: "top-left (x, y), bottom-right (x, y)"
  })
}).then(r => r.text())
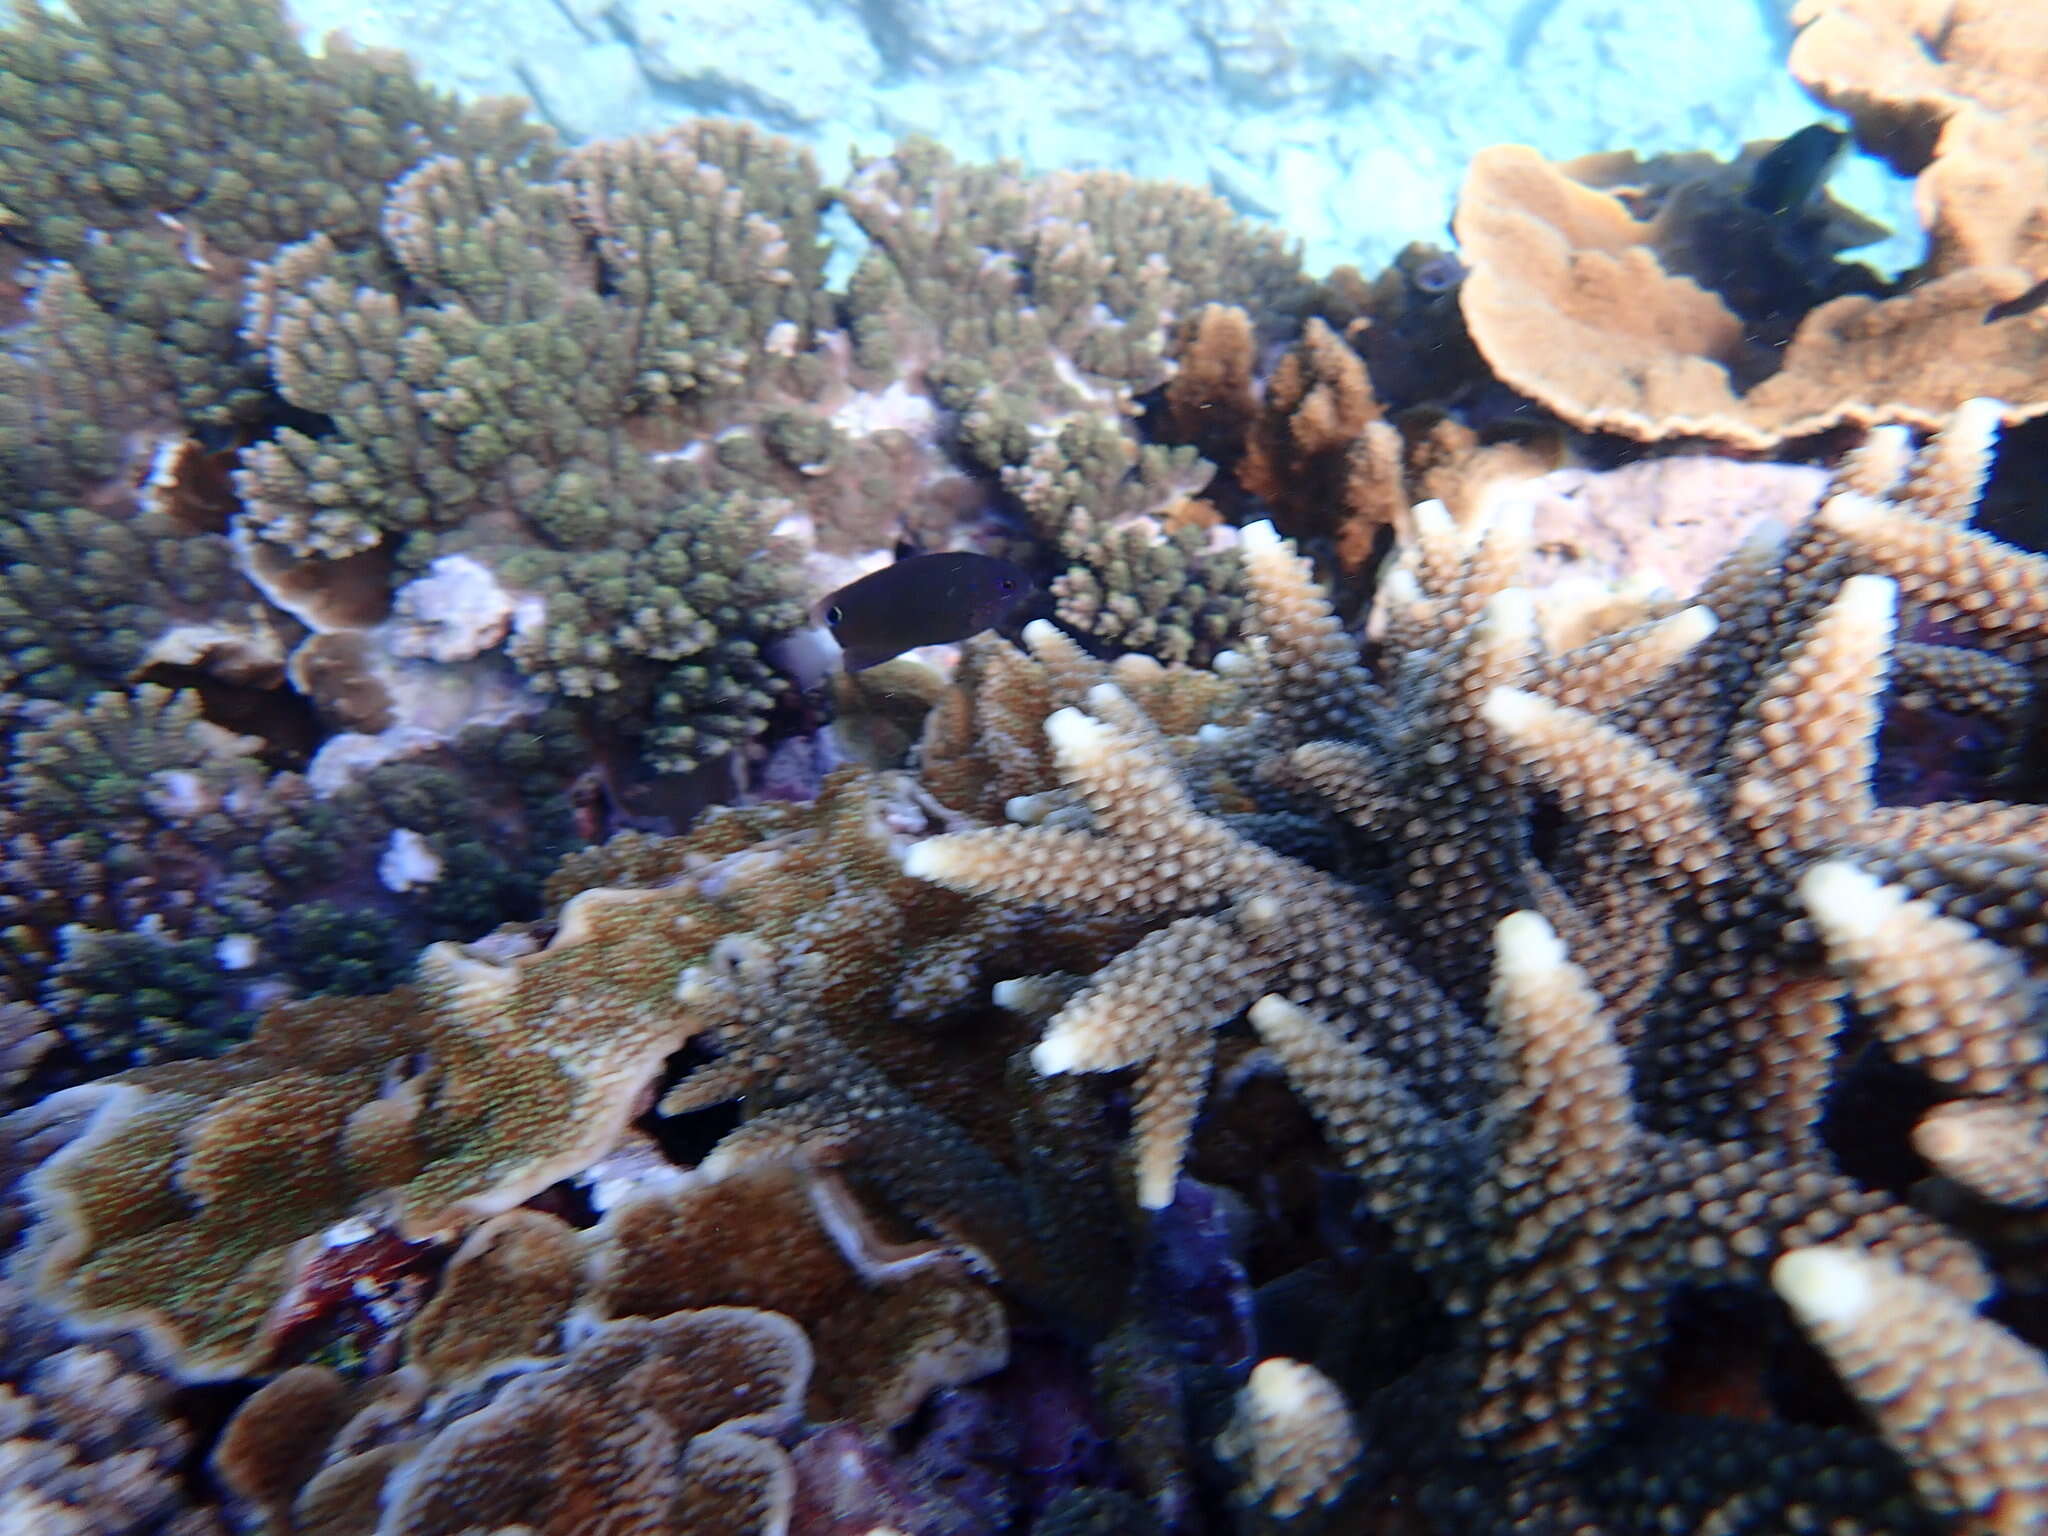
top-left (902, 407), bottom-right (2048, 1521)
top-left (0, 0), bottom-right (544, 425)
top-left (8, 766), bottom-right (1091, 1373)
top-left (0, 687), bottom-right (582, 1101)
top-left (235, 132), bottom-right (818, 771)
top-left (4, 12), bottom-right (2048, 1531)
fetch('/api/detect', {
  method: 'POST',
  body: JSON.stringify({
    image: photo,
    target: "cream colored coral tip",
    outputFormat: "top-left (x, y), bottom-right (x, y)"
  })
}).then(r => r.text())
top-left (1494, 909), bottom-right (1567, 977)
top-left (1772, 1245), bottom-right (1875, 1326)
top-left (1030, 1028), bottom-right (1085, 1075)
top-left (1951, 395), bottom-right (2005, 434)
top-left (1248, 993), bottom-right (1309, 1036)
top-left (1044, 706), bottom-right (1113, 758)
top-left (1083, 682), bottom-right (1125, 713)
top-left (1478, 685), bottom-right (1549, 734)
top-left (1911, 1108), bottom-right (1976, 1164)
top-left (1834, 571), bottom-right (1898, 622)
top-left (1796, 861), bottom-right (1900, 942)
top-left (1409, 497), bottom-right (1454, 540)
top-left (1021, 618), bottom-right (1062, 649)
top-left (1481, 586), bottom-right (1537, 634)
top-left (1378, 567), bottom-right (1423, 608)
top-left (1669, 604), bottom-right (1718, 645)
top-left (1817, 490), bottom-right (1884, 530)
top-left (899, 838), bottom-right (955, 881)
top-left (990, 978), bottom-right (1030, 1009)
top-left (1239, 519), bottom-right (1282, 552)
top-left (1247, 1356), bottom-right (1319, 1413)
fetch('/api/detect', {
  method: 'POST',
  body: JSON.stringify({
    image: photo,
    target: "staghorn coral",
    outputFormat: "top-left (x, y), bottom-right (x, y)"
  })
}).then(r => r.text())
top-left (7, 32), bottom-right (2048, 1528)
top-left (1215, 1356), bottom-right (1360, 1518)
top-left (902, 416), bottom-right (2048, 1522)
top-left (1776, 1243), bottom-right (2048, 1535)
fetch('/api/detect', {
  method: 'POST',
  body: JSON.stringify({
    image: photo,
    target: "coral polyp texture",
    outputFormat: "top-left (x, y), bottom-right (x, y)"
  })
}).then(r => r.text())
top-left (3, 0), bottom-right (2048, 1530)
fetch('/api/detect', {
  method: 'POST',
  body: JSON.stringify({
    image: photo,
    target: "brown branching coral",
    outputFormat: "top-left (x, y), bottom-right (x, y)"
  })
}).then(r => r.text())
top-left (1776, 1244), bottom-right (2048, 1535)
top-left (902, 397), bottom-right (2048, 1521)
top-left (1215, 1357), bottom-right (1361, 1518)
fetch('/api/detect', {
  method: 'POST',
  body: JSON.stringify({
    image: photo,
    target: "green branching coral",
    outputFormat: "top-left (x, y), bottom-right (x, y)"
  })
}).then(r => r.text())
top-left (0, 689), bottom-right (583, 1094)
top-left (840, 137), bottom-right (1311, 396)
top-left (837, 141), bottom-right (1305, 666)
top-left (0, 0), bottom-right (544, 424)
top-left (0, 267), bottom-right (173, 511)
top-left (987, 412), bottom-right (1245, 666)
top-left (237, 130), bottom-right (814, 769)
top-left (0, 498), bottom-right (282, 705)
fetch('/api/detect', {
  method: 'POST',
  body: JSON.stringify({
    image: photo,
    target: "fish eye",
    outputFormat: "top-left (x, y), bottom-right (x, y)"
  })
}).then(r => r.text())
top-left (1001, 579), bottom-right (1016, 591)
top-left (826, 604), bottom-right (844, 625)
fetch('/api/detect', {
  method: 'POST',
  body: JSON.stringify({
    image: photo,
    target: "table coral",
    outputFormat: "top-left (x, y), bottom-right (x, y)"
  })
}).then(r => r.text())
top-left (1454, 126), bottom-right (2048, 447)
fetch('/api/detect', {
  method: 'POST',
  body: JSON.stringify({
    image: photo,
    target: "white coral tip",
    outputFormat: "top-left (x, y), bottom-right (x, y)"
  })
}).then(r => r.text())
top-left (1030, 1028), bottom-right (1086, 1075)
top-left (1796, 860), bottom-right (1901, 944)
top-left (1835, 571), bottom-right (1898, 625)
top-left (1083, 682), bottom-right (1125, 714)
top-left (1247, 1356), bottom-right (1317, 1414)
top-left (900, 837), bottom-right (961, 882)
top-left (1670, 604), bottom-right (1717, 646)
top-left (1481, 586), bottom-right (1537, 639)
top-left (1478, 685), bottom-right (1550, 736)
top-left (1410, 498), bottom-right (1455, 541)
top-left (1248, 993), bottom-right (1310, 1040)
top-left (1239, 519), bottom-right (1282, 553)
top-left (1021, 618), bottom-right (1062, 650)
top-left (1494, 909), bottom-right (1567, 979)
top-left (1817, 491), bottom-right (1884, 532)
top-left (1772, 1244), bottom-right (1875, 1327)
top-left (1005, 792), bottom-right (1051, 825)
top-left (1045, 706), bottom-right (1115, 765)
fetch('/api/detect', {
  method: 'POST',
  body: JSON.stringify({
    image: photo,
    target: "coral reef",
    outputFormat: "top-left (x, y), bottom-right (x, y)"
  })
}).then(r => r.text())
top-left (4, 3), bottom-right (2048, 1532)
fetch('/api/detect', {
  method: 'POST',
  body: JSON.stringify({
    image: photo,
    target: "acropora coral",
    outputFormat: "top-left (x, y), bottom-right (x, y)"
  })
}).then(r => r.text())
top-left (3, 0), bottom-right (2048, 1532)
